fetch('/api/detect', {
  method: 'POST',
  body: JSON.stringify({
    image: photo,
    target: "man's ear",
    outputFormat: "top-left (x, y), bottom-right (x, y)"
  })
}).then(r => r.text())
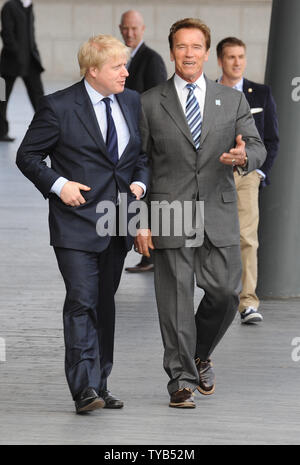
top-left (88, 67), bottom-right (97, 78)
top-left (204, 48), bottom-right (210, 63)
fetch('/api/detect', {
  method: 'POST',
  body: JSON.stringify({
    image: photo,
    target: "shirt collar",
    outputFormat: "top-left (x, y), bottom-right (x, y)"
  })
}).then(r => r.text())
top-left (218, 76), bottom-right (244, 92)
top-left (130, 40), bottom-right (144, 58)
top-left (84, 79), bottom-right (115, 105)
top-left (174, 72), bottom-right (206, 92)
top-left (20, 0), bottom-right (32, 8)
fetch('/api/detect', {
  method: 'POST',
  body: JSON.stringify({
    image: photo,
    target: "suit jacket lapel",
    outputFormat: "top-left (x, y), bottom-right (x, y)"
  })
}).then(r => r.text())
top-left (114, 92), bottom-right (135, 165)
top-left (160, 77), bottom-right (195, 147)
top-left (74, 80), bottom-right (113, 164)
top-left (199, 77), bottom-right (221, 146)
top-left (243, 78), bottom-right (254, 106)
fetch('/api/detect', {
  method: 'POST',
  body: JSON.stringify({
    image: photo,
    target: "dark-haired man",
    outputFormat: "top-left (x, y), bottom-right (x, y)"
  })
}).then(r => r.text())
top-left (217, 37), bottom-right (279, 325)
top-left (136, 19), bottom-right (266, 408)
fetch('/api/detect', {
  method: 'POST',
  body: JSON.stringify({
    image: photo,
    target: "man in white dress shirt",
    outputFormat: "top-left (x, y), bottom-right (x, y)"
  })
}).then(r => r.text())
top-left (135, 19), bottom-right (266, 408)
top-left (16, 34), bottom-right (149, 413)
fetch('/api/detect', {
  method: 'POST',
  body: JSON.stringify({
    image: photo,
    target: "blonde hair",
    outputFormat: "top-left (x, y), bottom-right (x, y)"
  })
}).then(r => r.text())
top-left (78, 34), bottom-right (130, 76)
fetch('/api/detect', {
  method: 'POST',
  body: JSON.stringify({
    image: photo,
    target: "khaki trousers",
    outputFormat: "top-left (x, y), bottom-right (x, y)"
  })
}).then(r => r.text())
top-left (234, 170), bottom-right (262, 312)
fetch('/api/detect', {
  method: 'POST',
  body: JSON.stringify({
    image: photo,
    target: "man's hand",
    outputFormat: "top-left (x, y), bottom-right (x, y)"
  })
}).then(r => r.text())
top-left (130, 183), bottom-right (144, 200)
top-left (134, 228), bottom-right (155, 257)
top-left (60, 181), bottom-right (91, 206)
top-left (220, 134), bottom-right (247, 167)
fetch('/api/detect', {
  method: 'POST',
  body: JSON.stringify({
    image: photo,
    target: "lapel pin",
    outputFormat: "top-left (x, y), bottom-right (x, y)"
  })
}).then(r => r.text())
top-left (248, 88), bottom-right (253, 93)
top-left (215, 99), bottom-right (221, 106)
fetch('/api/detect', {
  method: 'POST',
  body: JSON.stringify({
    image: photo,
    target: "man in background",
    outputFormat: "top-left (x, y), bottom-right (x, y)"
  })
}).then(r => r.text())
top-left (119, 9), bottom-right (167, 93)
top-left (217, 37), bottom-right (279, 324)
top-left (0, 0), bottom-right (44, 142)
top-left (120, 9), bottom-right (167, 272)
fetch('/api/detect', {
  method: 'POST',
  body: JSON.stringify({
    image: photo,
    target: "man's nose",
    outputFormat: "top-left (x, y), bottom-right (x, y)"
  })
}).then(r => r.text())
top-left (185, 47), bottom-right (194, 56)
top-left (122, 66), bottom-right (129, 77)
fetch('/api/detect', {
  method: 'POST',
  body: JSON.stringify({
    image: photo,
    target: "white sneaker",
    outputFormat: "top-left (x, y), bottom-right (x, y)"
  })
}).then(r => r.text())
top-left (240, 307), bottom-right (263, 324)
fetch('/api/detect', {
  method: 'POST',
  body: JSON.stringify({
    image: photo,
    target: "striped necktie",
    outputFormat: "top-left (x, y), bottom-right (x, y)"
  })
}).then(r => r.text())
top-left (102, 97), bottom-right (118, 164)
top-left (185, 83), bottom-right (202, 150)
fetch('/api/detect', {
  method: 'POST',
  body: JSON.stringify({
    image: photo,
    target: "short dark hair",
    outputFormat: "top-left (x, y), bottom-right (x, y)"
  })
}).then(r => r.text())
top-left (216, 37), bottom-right (246, 59)
top-left (168, 18), bottom-right (211, 51)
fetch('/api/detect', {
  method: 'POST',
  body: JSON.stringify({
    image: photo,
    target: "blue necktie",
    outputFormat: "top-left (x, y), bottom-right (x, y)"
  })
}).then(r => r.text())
top-left (185, 84), bottom-right (202, 150)
top-left (102, 97), bottom-right (118, 164)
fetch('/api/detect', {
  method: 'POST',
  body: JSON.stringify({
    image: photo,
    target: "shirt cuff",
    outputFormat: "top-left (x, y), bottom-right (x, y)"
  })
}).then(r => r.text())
top-left (50, 177), bottom-right (69, 197)
top-left (256, 169), bottom-right (266, 179)
top-left (132, 181), bottom-right (147, 198)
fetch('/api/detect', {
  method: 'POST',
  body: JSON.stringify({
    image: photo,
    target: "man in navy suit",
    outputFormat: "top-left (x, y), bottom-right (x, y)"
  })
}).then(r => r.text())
top-left (16, 34), bottom-right (149, 413)
top-left (217, 37), bottom-right (279, 325)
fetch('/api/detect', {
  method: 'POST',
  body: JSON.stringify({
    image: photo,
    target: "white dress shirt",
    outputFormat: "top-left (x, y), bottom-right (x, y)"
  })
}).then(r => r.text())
top-left (130, 40), bottom-right (144, 59)
top-left (51, 79), bottom-right (146, 197)
top-left (174, 72), bottom-right (206, 118)
top-left (20, 0), bottom-right (32, 7)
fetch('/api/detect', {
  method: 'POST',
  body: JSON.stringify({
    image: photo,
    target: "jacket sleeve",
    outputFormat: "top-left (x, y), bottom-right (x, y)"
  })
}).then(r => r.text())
top-left (131, 93), bottom-right (150, 189)
top-left (260, 87), bottom-right (280, 184)
top-left (235, 92), bottom-right (267, 173)
top-left (16, 96), bottom-right (62, 198)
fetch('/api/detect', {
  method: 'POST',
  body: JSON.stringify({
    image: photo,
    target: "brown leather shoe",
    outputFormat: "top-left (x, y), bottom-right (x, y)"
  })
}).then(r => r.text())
top-left (195, 358), bottom-right (215, 395)
top-left (169, 388), bottom-right (196, 408)
top-left (125, 263), bottom-right (154, 272)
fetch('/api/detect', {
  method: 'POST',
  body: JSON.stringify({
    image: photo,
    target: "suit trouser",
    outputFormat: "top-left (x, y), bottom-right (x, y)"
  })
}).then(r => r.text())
top-left (234, 171), bottom-right (262, 311)
top-left (54, 237), bottom-right (127, 400)
top-left (153, 235), bottom-right (242, 395)
top-left (0, 70), bottom-right (44, 137)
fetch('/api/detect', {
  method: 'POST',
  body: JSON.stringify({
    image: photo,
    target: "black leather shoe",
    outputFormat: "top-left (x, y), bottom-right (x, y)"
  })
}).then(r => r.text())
top-left (99, 390), bottom-right (124, 409)
top-left (195, 358), bottom-right (215, 395)
top-left (169, 388), bottom-right (195, 408)
top-left (0, 135), bottom-right (15, 142)
top-left (75, 387), bottom-right (105, 413)
top-left (125, 262), bottom-right (154, 272)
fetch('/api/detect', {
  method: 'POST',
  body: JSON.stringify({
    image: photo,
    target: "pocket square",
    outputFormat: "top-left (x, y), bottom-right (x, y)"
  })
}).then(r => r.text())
top-left (251, 107), bottom-right (263, 114)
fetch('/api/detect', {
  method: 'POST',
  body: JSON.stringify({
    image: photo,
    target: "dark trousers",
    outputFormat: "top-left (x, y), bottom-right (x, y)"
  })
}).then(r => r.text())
top-left (54, 237), bottom-right (127, 400)
top-left (0, 70), bottom-right (44, 137)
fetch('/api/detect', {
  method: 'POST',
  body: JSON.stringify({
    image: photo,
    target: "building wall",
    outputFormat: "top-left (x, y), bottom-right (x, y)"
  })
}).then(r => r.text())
top-left (0, 0), bottom-right (272, 83)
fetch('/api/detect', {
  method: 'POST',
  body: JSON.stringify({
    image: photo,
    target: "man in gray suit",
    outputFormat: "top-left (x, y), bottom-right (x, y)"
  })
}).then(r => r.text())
top-left (136, 18), bottom-right (266, 408)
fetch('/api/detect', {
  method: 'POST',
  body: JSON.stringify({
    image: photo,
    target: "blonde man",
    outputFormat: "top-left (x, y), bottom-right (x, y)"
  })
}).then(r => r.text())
top-left (16, 35), bottom-right (149, 413)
